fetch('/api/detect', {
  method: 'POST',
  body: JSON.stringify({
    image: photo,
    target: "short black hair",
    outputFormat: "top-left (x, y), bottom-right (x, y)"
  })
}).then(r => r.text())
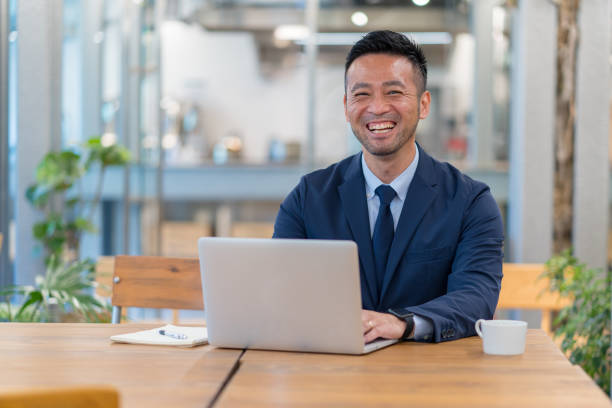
top-left (345, 30), bottom-right (428, 94)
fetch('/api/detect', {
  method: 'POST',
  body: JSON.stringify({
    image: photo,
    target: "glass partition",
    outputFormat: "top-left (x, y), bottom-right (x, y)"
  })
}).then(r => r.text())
top-left (160, 1), bottom-right (309, 166)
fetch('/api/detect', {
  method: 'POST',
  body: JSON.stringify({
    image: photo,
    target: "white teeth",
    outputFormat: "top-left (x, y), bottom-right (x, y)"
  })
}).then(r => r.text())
top-left (368, 122), bottom-right (395, 131)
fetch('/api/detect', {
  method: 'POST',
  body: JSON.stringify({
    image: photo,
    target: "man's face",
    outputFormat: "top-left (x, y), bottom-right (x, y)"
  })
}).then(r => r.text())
top-left (343, 53), bottom-right (430, 158)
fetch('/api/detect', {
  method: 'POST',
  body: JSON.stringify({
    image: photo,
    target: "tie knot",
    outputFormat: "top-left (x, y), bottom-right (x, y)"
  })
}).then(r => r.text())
top-left (375, 185), bottom-right (396, 206)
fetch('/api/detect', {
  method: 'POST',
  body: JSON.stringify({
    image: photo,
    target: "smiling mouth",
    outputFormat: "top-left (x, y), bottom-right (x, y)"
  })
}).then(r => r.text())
top-left (367, 121), bottom-right (396, 134)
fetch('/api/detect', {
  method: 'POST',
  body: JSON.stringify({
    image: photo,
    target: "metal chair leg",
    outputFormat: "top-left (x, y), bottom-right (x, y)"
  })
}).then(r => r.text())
top-left (111, 306), bottom-right (122, 324)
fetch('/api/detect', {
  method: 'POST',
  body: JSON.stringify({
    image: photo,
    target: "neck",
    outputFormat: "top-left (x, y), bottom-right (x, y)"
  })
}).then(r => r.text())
top-left (363, 142), bottom-right (417, 184)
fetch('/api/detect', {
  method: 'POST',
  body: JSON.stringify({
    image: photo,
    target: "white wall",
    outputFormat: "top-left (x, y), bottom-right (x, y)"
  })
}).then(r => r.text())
top-left (161, 21), bottom-right (350, 165)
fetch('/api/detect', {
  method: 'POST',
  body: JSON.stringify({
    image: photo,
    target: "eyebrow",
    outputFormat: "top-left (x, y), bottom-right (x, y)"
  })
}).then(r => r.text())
top-left (350, 82), bottom-right (371, 92)
top-left (382, 80), bottom-right (405, 88)
top-left (350, 80), bottom-right (406, 92)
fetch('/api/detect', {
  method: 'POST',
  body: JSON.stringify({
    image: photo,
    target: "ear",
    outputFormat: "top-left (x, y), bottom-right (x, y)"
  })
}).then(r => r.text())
top-left (418, 90), bottom-right (431, 119)
top-left (343, 93), bottom-right (349, 121)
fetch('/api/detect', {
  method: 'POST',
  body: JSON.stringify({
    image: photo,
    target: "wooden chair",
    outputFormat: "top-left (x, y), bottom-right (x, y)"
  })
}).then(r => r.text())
top-left (230, 222), bottom-right (275, 238)
top-left (161, 221), bottom-right (212, 257)
top-left (497, 263), bottom-right (571, 335)
top-left (111, 255), bottom-right (203, 324)
top-left (0, 386), bottom-right (119, 408)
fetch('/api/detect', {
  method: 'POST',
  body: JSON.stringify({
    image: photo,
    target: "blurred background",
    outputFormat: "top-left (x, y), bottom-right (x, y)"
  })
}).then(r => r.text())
top-left (0, 0), bottom-right (610, 321)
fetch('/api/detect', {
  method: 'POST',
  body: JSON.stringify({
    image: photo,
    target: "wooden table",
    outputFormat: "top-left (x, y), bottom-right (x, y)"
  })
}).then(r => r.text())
top-left (0, 323), bottom-right (242, 408)
top-left (0, 325), bottom-right (609, 408)
top-left (217, 330), bottom-right (611, 407)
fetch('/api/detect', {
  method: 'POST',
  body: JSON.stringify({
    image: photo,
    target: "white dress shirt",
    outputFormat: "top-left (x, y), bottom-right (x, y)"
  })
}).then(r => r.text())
top-left (361, 145), bottom-right (434, 341)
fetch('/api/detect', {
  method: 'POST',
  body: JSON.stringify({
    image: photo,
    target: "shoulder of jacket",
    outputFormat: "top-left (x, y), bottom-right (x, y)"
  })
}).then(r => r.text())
top-left (301, 154), bottom-right (359, 186)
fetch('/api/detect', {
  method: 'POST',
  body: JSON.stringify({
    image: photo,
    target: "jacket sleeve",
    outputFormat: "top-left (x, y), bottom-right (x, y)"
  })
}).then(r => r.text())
top-left (401, 187), bottom-right (504, 343)
top-left (273, 177), bottom-right (307, 239)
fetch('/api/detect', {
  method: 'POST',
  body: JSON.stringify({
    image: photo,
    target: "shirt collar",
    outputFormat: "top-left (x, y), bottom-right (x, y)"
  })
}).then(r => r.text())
top-left (361, 144), bottom-right (419, 202)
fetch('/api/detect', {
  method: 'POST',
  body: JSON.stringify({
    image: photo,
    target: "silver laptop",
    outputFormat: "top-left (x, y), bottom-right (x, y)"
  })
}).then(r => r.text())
top-left (197, 237), bottom-right (398, 355)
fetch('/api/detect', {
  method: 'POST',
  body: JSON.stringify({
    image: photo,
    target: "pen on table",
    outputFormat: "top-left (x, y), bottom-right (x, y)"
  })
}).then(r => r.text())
top-left (158, 329), bottom-right (188, 340)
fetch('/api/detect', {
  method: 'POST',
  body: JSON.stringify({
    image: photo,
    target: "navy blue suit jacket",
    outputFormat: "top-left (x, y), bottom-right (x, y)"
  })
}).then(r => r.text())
top-left (273, 145), bottom-right (504, 342)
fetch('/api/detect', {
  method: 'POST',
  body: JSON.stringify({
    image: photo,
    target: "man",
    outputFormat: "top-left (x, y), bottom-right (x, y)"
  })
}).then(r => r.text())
top-left (273, 31), bottom-right (503, 343)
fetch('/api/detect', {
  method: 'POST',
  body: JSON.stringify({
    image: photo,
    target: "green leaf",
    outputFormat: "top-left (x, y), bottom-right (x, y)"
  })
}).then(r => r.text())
top-left (84, 137), bottom-right (102, 149)
top-left (100, 145), bottom-right (131, 167)
top-left (34, 151), bottom-right (83, 191)
top-left (73, 217), bottom-right (97, 233)
top-left (28, 186), bottom-right (52, 208)
top-left (15, 291), bottom-right (43, 319)
top-left (84, 136), bottom-right (131, 169)
top-left (32, 222), bottom-right (49, 240)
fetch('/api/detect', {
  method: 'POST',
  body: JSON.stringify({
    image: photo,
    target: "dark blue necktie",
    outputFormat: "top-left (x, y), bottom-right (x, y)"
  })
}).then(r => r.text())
top-left (372, 185), bottom-right (397, 290)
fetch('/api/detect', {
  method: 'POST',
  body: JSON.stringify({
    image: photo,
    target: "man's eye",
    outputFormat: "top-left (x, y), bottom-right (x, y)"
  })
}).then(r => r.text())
top-left (354, 92), bottom-right (368, 97)
top-left (388, 90), bottom-right (402, 95)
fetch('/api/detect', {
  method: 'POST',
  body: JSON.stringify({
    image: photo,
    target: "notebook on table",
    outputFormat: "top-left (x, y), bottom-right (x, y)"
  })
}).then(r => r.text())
top-left (110, 324), bottom-right (208, 347)
top-left (198, 237), bottom-right (398, 355)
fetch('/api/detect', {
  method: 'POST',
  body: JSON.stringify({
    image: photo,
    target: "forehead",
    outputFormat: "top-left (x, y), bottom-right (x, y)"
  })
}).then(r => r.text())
top-left (346, 53), bottom-right (418, 88)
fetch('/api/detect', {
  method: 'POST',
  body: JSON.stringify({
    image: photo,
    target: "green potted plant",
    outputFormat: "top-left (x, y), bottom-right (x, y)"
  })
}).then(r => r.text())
top-left (0, 256), bottom-right (109, 322)
top-left (0, 137), bottom-right (130, 322)
top-left (25, 137), bottom-right (130, 263)
top-left (542, 250), bottom-right (611, 394)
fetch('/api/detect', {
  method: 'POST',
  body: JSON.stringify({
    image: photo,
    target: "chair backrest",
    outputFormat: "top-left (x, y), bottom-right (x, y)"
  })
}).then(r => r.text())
top-left (497, 263), bottom-right (571, 333)
top-left (111, 255), bottom-right (203, 323)
top-left (0, 386), bottom-right (119, 408)
top-left (498, 263), bottom-right (569, 309)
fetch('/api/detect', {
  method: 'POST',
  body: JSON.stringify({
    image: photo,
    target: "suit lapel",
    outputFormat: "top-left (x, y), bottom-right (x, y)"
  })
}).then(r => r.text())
top-left (379, 146), bottom-right (439, 304)
top-left (338, 154), bottom-right (378, 308)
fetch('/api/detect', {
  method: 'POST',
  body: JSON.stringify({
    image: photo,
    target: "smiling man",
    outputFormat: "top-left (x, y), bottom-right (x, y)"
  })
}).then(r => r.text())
top-left (273, 31), bottom-right (504, 343)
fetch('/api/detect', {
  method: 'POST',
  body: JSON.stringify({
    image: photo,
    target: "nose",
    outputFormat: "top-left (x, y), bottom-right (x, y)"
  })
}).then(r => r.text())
top-left (367, 92), bottom-right (391, 115)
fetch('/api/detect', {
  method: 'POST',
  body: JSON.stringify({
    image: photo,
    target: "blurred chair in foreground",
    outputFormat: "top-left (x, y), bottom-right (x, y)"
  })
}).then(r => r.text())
top-left (0, 386), bottom-right (119, 408)
top-left (497, 263), bottom-right (571, 335)
top-left (111, 255), bottom-right (203, 324)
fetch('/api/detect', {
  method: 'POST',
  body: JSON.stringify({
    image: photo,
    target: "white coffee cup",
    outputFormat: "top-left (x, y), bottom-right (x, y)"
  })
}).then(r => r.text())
top-left (475, 319), bottom-right (527, 355)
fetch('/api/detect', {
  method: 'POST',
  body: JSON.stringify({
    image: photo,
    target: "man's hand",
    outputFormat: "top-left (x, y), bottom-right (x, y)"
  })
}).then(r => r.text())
top-left (362, 309), bottom-right (408, 343)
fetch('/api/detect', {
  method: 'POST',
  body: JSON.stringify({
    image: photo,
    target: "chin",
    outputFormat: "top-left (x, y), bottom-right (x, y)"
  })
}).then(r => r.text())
top-left (363, 134), bottom-right (415, 157)
top-left (364, 144), bottom-right (401, 157)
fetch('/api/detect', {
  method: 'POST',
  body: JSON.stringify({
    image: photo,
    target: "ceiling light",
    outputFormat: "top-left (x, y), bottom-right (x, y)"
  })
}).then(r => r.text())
top-left (274, 25), bottom-right (310, 41)
top-left (351, 12), bottom-right (368, 27)
top-left (162, 133), bottom-right (178, 150)
top-left (412, 0), bottom-right (430, 6)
